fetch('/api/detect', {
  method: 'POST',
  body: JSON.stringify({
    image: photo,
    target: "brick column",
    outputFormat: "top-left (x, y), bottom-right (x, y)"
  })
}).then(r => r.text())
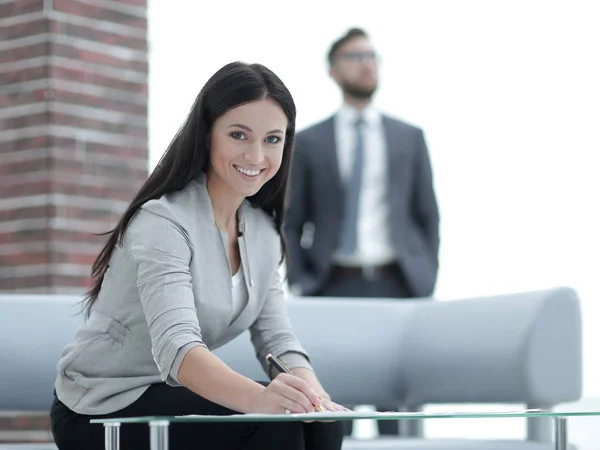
top-left (0, 0), bottom-right (148, 294)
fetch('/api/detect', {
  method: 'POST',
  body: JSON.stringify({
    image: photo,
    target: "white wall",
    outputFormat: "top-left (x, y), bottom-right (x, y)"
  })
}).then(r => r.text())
top-left (148, 0), bottom-right (600, 399)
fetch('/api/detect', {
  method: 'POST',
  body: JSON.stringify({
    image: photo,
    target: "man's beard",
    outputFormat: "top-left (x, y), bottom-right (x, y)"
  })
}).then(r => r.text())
top-left (340, 80), bottom-right (377, 100)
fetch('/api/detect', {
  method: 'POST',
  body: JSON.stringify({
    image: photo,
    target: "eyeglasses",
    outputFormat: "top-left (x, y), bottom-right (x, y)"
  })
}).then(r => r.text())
top-left (337, 51), bottom-right (379, 63)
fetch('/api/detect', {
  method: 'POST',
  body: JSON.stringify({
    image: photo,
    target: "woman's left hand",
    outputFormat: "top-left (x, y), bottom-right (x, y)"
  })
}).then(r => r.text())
top-left (301, 396), bottom-right (351, 423)
top-left (321, 398), bottom-right (350, 413)
top-left (288, 368), bottom-right (351, 421)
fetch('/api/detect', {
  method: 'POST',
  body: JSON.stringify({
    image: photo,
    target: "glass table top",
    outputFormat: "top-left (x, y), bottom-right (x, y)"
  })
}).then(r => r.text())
top-left (90, 409), bottom-right (600, 424)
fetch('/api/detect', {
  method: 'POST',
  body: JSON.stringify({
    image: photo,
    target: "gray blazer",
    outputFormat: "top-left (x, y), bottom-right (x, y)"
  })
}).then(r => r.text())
top-left (54, 174), bottom-right (312, 415)
top-left (284, 115), bottom-right (440, 298)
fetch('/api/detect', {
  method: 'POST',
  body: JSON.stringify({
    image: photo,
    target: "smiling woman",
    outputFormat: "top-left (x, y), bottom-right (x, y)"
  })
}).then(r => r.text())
top-left (49, 62), bottom-right (346, 450)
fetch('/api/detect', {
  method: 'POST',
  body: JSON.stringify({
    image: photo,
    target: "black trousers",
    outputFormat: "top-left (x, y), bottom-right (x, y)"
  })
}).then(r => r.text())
top-left (314, 263), bottom-right (412, 436)
top-left (50, 383), bottom-right (344, 450)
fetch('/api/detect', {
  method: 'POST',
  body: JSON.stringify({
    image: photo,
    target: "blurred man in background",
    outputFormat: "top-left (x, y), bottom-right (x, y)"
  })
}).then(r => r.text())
top-left (284, 27), bottom-right (440, 436)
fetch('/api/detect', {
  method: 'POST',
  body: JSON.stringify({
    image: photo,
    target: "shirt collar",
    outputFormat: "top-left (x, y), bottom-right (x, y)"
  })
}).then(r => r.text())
top-left (337, 102), bottom-right (380, 127)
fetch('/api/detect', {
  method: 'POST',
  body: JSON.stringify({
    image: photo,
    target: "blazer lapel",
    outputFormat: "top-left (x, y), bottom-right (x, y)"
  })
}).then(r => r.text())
top-left (321, 116), bottom-right (344, 202)
top-left (382, 115), bottom-right (409, 196)
top-left (228, 238), bottom-right (254, 328)
top-left (227, 203), bottom-right (256, 329)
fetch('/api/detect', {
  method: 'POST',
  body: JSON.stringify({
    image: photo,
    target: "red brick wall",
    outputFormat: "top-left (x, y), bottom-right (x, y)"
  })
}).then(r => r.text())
top-left (0, 0), bottom-right (148, 294)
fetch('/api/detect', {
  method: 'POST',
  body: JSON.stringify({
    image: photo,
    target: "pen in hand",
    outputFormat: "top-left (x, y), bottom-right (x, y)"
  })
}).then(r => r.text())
top-left (265, 353), bottom-right (326, 412)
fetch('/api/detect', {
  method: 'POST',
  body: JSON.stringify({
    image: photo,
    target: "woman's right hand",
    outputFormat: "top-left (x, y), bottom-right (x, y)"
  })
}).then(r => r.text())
top-left (251, 373), bottom-right (323, 414)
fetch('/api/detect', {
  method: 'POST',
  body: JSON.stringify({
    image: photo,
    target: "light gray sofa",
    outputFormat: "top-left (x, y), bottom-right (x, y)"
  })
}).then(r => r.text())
top-left (0, 287), bottom-right (582, 450)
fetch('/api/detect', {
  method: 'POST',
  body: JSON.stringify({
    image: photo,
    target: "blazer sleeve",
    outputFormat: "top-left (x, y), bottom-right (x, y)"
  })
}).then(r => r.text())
top-left (411, 129), bottom-right (440, 262)
top-left (124, 208), bottom-right (206, 386)
top-left (249, 266), bottom-right (313, 377)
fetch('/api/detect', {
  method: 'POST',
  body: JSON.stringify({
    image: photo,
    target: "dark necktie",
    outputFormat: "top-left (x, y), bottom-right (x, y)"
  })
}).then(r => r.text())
top-left (338, 116), bottom-right (365, 256)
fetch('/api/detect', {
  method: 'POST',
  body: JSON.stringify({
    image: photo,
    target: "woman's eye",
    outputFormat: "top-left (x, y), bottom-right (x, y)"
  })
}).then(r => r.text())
top-left (231, 131), bottom-right (246, 140)
top-left (265, 135), bottom-right (281, 144)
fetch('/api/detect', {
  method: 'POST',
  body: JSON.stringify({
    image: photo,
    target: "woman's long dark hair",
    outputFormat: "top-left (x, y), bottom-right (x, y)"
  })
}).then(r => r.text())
top-left (81, 62), bottom-right (297, 316)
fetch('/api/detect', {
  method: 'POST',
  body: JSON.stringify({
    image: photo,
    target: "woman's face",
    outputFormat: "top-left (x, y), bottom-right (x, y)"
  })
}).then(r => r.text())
top-left (208, 98), bottom-right (288, 200)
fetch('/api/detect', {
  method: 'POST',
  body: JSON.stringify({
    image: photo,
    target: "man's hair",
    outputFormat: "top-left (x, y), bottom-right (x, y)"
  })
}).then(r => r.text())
top-left (327, 28), bottom-right (369, 66)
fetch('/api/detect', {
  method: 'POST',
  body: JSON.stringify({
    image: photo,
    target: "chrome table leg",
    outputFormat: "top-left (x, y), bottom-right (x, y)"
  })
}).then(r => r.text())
top-left (150, 420), bottom-right (170, 450)
top-left (554, 417), bottom-right (567, 450)
top-left (104, 423), bottom-right (120, 450)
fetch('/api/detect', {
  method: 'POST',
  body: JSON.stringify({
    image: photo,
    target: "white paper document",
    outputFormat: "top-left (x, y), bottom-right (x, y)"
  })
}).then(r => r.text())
top-left (176, 408), bottom-right (545, 420)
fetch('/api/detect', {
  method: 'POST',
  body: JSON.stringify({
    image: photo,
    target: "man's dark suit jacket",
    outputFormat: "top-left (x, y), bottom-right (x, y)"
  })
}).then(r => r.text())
top-left (284, 114), bottom-right (440, 298)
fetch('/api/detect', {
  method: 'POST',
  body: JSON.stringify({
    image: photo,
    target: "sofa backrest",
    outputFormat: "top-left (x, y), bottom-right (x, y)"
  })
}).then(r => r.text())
top-left (0, 294), bottom-right (417, 411)
top-left (215, 298), bottom-right (419, 406)
top-left (0, 287), bottom-right (582, 412)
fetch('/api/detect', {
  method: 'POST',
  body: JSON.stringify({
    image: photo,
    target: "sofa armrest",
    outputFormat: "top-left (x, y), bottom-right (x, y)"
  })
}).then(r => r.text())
top-left (400, 287), bottom-right (582, 407)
